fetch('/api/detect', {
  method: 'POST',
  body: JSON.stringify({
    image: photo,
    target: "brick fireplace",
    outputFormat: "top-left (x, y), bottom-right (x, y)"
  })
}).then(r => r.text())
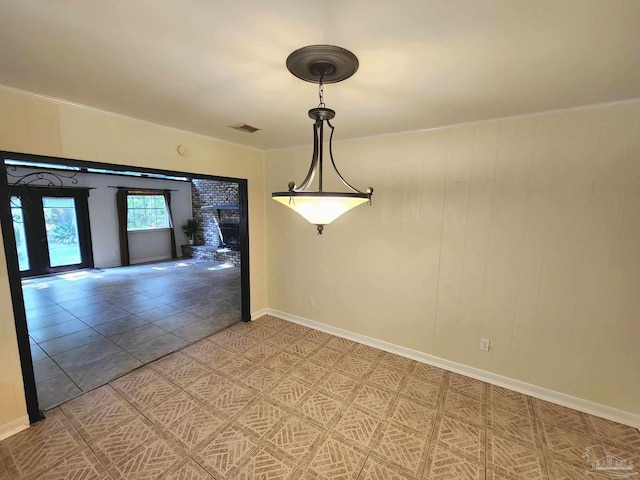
top-left (189, 179), bottom-right (241, 266)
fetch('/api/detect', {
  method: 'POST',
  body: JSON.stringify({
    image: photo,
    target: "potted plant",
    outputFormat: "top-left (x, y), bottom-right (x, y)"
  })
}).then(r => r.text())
top-left (181, 219), bottom-right (200, 245)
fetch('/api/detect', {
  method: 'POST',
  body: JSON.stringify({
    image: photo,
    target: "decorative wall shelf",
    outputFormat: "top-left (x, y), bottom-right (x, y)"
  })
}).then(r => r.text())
top-left (201, 205), bottom-right (239, 220)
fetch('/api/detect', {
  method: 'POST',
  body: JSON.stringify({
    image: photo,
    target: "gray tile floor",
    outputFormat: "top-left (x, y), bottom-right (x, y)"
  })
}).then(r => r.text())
top-left (22, 259), bottom-right (241, 410)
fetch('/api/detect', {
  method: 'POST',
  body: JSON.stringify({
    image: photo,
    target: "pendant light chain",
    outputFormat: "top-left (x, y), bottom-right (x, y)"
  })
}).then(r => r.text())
top-left (318, 74), bottom-right (325, 108)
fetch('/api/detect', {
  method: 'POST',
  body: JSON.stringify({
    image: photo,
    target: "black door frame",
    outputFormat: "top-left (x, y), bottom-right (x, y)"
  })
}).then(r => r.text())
top-left (0, 151), bottom-right (251, 423)
top-left (9, 186), bottom-right (95, 277)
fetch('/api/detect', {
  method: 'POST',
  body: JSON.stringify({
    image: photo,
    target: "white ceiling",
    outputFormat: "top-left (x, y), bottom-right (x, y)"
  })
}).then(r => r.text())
top-left (1, 0), bottom-right (639, 150)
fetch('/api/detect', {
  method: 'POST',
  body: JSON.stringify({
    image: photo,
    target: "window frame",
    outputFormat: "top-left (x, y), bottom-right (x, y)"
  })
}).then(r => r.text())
top-left (125, 193), bottom-right (171, 232)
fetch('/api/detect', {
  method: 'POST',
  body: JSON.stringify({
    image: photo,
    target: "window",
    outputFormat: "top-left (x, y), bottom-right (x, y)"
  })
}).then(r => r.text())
top-left (11, 196), bottom-right (29, 271)
top-left (127, 195), bottom-right (170, 230)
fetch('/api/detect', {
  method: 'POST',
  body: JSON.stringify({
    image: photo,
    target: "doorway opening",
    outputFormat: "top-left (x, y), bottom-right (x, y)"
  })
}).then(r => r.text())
top-left (0, 152), bottom-right (251, 422)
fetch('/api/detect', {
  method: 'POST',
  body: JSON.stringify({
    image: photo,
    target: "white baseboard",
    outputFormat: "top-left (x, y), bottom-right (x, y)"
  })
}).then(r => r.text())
top-left (0, 415), bottom-right (29, 442)
top-left (251, 308), bottom-right (269, 321)
top-left (94, 261), bottom-right (120, 269)
top-left (266, 309), bottom-right (640, 429)
top-left (130, 255), bottom-right (172, 265)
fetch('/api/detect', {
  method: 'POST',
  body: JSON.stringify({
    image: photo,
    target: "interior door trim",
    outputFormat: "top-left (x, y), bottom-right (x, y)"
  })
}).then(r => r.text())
top-left (0, 164), bottom-right (42, 423)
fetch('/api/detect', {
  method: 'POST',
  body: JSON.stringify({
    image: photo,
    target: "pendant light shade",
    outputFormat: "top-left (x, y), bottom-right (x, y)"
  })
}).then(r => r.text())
top-left (272, 45), bottom-right (373, 235)
top-left (272, 193), bottom-right (370, 229)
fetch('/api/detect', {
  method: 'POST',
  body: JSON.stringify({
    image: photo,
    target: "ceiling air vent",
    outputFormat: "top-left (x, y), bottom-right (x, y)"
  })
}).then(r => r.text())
top-left (228, 123), bottom-right (260, 133)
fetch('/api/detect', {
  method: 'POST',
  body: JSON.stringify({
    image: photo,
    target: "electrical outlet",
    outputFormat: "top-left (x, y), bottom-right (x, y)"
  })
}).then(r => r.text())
top-left (309, 296), bottom-right (315, 307)
top-left (480, 338), bottom-right (490, 352)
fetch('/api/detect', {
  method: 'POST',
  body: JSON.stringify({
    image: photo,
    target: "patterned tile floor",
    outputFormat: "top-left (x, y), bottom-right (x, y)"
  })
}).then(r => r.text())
top-left (22, 259), bottom-right (241, 409)
top-left (1, 315), bottom-right (639, 479)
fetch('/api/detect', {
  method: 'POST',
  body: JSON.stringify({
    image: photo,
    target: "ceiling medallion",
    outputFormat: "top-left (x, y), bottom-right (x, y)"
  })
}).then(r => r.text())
top-left (272, 45), bottom-right (373, 235)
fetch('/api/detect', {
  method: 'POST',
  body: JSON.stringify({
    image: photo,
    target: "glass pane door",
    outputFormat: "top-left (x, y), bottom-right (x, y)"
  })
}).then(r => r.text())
top-left (10, 196), bottom-right (30, 271)
top-left (42, 197), bottom-right (82, 267)
top-left (8, 187), bottom-right (93, 277)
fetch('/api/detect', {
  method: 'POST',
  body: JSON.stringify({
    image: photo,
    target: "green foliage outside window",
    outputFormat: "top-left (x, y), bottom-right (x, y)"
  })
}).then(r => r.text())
top-left (48, 221), bottom-right (78, 244)
top-left (44, 204), bottom-right (79, 244)
top-left (127, 195), bottom-right (170, 230)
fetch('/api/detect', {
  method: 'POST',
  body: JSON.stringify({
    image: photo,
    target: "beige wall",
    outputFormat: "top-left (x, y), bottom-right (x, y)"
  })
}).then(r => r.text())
top-left (265, 102), bottom-right (640, 415)
top-left (1, 82), bottom-right (638, 431)
top-left (0, 86), bottom-right (267, 429)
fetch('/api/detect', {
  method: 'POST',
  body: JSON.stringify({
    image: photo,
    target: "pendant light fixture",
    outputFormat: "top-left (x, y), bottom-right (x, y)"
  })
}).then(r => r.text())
top-left (272, 45), bottom-right (373, 235)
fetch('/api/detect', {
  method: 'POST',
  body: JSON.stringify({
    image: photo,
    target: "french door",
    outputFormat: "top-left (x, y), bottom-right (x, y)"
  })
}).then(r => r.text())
top-left (9, 187), bottom-right (93, 277)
